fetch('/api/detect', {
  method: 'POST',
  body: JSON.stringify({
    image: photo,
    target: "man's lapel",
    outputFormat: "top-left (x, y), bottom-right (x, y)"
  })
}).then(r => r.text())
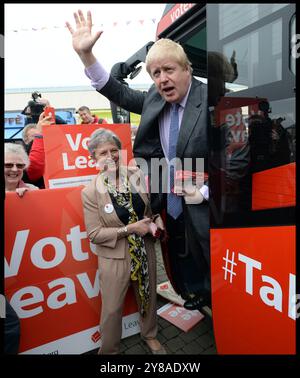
top-left (177, 78), bottom-right (203, 157)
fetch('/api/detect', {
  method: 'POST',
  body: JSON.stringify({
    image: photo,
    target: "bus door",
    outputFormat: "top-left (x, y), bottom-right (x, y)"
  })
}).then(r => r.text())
top-left (207, 4), bottom-right (296, 354)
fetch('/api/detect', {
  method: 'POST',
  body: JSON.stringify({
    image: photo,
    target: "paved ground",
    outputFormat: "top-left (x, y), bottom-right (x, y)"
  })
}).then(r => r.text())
top-left (87, 242), bottom-right (217, 355)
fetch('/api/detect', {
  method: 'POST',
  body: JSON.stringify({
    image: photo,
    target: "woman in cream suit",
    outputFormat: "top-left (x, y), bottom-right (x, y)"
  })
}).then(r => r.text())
top-left (81, 128), bottom-right (166, 355)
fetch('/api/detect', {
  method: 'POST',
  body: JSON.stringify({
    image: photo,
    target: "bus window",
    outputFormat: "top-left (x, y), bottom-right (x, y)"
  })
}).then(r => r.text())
top-left (223, 19), bottom-right (282, 91)
top-left (208, 3), bottom-right (295, 225)
top-left (178, 21), bottom-right (207, 81)
top-left (218, 4), bottom-right (288, 39)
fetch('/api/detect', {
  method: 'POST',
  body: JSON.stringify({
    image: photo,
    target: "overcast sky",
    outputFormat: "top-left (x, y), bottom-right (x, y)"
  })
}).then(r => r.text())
top-left (5, 3), bottom-right (166, 90)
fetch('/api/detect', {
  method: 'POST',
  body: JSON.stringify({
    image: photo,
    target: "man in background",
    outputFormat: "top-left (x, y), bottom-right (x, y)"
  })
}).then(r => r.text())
top-left (77, 105), bottom-right (107, 124)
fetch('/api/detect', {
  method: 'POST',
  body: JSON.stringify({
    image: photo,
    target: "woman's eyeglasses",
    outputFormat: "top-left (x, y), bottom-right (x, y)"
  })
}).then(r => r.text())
top-left (4, 163), bottom-right (26, 169)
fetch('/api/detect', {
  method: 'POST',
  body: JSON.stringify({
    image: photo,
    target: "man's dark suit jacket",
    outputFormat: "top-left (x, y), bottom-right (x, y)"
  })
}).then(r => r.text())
top-left (99, 75), bottom-right (209, 279)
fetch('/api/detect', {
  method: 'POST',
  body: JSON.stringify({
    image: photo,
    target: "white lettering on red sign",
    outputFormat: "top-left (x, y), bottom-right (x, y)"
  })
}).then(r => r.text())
top-left (238, 253), bottom-right (296, 320)
top-left (5, 225), bottom-right (93, 278)
top-left (238, 254), bottom-right (262, 295)
top-left (9, 272), bottom-right (99, 319)
top-left (65, 133), bottom-right (89, 152)
top-left (62, 134), bottom-right (96, 170)
top-left (5, 225), bottom-right (100, 319)
top-left (170, 4), bottom-right (194, 23)
top-left (62, 152), bottom-right (96, 170)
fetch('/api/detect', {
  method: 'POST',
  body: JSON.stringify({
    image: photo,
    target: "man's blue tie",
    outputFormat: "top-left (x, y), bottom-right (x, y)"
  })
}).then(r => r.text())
top-left (167, 103), bottom-right (183, 219)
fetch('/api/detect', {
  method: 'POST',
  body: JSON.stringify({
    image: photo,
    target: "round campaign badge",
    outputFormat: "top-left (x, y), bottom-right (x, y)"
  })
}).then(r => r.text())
top-left (104, 203), bottom-right (114, 214)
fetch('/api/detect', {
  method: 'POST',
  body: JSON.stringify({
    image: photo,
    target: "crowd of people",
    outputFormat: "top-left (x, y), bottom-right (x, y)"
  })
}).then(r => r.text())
top-left (5, 9), bottom-right (210, 353)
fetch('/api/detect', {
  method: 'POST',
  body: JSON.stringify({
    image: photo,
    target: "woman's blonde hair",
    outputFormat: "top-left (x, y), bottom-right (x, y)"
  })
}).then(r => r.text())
top-left (145, 38), bottom-right (193, 75)
top-left (5, 142), bottom-right (30, 169)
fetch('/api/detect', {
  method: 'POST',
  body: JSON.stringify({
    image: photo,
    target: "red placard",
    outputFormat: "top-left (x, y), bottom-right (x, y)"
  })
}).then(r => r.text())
top-left (157, 303), bottom-right (204, 332)
top-left (4, 188), bottom-right (139, 354)
top-left (210, 226), bottom-right (296, 354)
top-left (42, 124), bottom-right (133, 189)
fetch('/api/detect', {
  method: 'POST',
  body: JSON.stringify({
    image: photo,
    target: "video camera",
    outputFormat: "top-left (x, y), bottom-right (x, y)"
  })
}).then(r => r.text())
top-left (22, 91), bottom-right (46, 124)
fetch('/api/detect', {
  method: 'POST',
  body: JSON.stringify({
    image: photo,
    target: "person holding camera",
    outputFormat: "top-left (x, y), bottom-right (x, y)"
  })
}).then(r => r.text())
top-left (81, 128), bottom-right (166, 355)
top-left (22, 92), bottom-right (66, 126)
top-left (21, 93), bottom-right (66, 188)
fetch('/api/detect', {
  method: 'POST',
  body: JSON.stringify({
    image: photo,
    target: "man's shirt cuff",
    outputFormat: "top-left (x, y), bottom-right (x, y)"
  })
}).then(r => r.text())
top-left (84, 60), bottom-right (110, 91)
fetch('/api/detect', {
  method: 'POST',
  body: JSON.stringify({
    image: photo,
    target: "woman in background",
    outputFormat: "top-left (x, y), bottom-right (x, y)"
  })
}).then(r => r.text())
top-left (5, 143), bottom-right (39, 196)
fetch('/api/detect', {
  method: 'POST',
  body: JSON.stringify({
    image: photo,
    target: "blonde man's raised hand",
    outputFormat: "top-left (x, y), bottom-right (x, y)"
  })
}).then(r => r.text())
top-left (66, 10), bottom-right (103, 67)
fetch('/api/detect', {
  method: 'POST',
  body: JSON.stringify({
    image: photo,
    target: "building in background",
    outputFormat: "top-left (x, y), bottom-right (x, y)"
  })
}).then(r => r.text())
top-left (5, 84), bottom-right (148, 139)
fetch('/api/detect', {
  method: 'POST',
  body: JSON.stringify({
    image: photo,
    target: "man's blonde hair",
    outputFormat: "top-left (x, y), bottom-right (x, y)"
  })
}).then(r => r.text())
top-left (145, 38), bottom-right (193, 75)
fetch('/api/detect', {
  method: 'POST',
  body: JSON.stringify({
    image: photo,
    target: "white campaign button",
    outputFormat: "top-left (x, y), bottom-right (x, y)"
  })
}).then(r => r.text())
top-left (104, 203), bottom-right (114, 214)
